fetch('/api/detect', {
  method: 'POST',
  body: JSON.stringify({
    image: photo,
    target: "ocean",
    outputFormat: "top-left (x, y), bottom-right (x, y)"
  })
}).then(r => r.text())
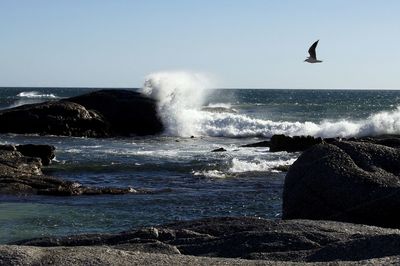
top-left (1, 85), bottom-right (400, 243)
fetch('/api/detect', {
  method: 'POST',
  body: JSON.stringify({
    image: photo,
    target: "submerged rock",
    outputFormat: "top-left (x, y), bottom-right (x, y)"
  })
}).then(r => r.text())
top-left (10, 216), bottom-right (400, 263)
top-left (283, 140), bottom-right (400, 228)
top-left (0, 89), bottom-right (163, 137)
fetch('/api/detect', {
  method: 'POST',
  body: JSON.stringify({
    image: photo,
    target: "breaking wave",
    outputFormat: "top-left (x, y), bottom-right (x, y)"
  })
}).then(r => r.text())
top-left (141, 71), bottom-right (213, 136)
top-left (141, 71), bottom-right (400, 138)
top-left (193, 157), bottom-right (296, 178)
top-left (17, 91), bottom-right (58, 99)
top-left (198, 108), bottom-right (400, 138)
top-left (229, 158), bottom-right (296, 173)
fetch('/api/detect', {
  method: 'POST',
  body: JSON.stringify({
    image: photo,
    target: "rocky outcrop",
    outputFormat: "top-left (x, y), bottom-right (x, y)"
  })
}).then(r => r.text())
top-left (241, 140), bottom-right (270, 148)
top-left (10, 217), bottom-right (400, 263)
top-left (66, 90), bottom-right (163, 136)
top-left (283, 140), bottom-right (400, 228)
top-left (15, 144), bottom-right (55, 166)
top-left (211, 147), bottom-right (227, 152)
top-left (241, 135), bottom-right (323, 152)
top-left (0, 89), bottom-right (164, 137)
top-left (0, 101), bottom-right (109, 137)
top-left (0, 145), bottom-right (154, 196)
top-left (348, 134), bottom-right (400, 149)
top-left (269, 134), bottom-right (323, 152)
top-left (0, 246), bottom-right (272, 266)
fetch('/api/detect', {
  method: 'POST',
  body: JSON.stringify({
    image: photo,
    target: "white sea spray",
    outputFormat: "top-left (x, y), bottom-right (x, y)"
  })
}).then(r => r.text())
top-left (141, 72), bottom-right (400, 138)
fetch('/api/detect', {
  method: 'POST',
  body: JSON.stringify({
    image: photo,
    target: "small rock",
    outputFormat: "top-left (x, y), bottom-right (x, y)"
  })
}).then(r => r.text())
top-left (211, 148), bottom-right (227, 152)
top-left (241, 140), bottom-right (270, 148)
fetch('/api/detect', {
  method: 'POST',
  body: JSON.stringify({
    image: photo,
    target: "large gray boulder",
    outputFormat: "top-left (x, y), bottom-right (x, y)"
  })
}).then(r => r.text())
top-left (9, 217), bottom-right (400, 263)
top-left (283, 140), bottom-right (400, 228)
top-left (0, 89), bottom-right (164, 137)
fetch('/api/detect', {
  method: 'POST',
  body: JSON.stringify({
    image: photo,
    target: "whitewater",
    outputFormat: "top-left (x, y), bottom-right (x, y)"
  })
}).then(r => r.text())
top-left (141, 71), bottom-right (400, 139)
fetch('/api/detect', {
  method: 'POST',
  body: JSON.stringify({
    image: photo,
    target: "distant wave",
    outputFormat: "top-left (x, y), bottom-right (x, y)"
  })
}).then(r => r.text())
top-left (17, 91), bottom-right (59, 99)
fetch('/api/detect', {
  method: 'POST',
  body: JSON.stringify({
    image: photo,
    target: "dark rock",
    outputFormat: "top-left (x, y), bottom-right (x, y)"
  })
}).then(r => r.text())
top-left (269, 134), bottom-right (323, 152)
top-left (211, 147), bottom-right (226, 152)
top-left (12, 216), bottom-right (400, 263)
top-left (66, 90), bottom-right (163, 136)
top-left (283, 141), bottom-right (400, 228)
top-left (0, 145), bottom-right (16, 151)
top-left (16, 144), bottom-right (55, 166)
top-left (241, 140), bottom-right (270, 148)
top-left (348, 135), bottom-right (400, 149)
top-left (0, 101), bottom-right (109, 137)
top-left (272, 165), bottom-right (291, 172)
top-left (0, 89), bottom-right (164, 137)
top-left (0, 147), bottom-right (152, 196)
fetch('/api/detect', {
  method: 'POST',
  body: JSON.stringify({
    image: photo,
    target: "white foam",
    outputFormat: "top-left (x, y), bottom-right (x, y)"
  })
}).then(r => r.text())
top-left (192, 157), bottom-right (296, 178)
top-left (193, 170), bottom-right (226, 178)
top-left (228, 158), bottom-right (297, 173)
top-left (206, 103), bottom-right (232, 108)
top-left (141, 72), bottom-right (400, 138)
top-left (17, 91), bottom-right (58, 99)
top-left (197, 107), bottom-right (400, 138)
top-left (140, 71), bottom-right (213, 136)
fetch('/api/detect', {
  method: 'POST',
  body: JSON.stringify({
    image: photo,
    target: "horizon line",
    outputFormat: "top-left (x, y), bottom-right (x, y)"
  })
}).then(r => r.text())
top-left (1, 86), bottom-right (400, 91)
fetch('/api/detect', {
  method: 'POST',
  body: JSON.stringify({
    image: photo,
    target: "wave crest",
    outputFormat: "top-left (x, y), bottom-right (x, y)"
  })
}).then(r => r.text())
top-left (141, 72), bottom-right (400, 138)
top-left (17, 91), bottom-right (58, 99)
top-left (198, 107), bottom-right (400, 138)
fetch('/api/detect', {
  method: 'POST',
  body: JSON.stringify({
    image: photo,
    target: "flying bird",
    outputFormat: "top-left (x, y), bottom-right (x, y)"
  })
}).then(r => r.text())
top-left (304, 40), bottom-right (322, 63)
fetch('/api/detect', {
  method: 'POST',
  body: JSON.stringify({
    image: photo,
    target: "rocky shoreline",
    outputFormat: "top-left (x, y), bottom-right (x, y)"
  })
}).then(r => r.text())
top-left (2, 90), bottom-right (400, 264)
top-left (3, 217), bottom-right (400, 265)
top-left (3, 135), bottom-right (400, 264)
top-left (0, 144), bottom-right (164, 196)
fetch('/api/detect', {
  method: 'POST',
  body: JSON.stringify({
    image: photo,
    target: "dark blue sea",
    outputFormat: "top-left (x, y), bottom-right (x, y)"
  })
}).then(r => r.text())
top-left (1, 86), bottom-right (400, 243)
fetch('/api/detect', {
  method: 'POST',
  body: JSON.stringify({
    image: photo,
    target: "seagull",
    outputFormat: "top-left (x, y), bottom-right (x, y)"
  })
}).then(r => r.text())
top-left (304, 40), bottom-right (323, 63)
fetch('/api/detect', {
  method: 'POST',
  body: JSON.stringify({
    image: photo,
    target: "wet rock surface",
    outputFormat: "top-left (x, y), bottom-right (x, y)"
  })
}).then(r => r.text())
top-left (0, 89), bottom-right (164, 137)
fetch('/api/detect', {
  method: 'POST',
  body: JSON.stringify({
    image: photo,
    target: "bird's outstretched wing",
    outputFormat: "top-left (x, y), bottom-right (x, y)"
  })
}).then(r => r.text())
top-left (308, 40), bottom-right (319, 59)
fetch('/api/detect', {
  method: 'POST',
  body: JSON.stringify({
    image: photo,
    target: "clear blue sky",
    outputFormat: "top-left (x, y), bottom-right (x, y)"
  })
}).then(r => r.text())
top-left (0, 0), bottom-right (399, 89)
